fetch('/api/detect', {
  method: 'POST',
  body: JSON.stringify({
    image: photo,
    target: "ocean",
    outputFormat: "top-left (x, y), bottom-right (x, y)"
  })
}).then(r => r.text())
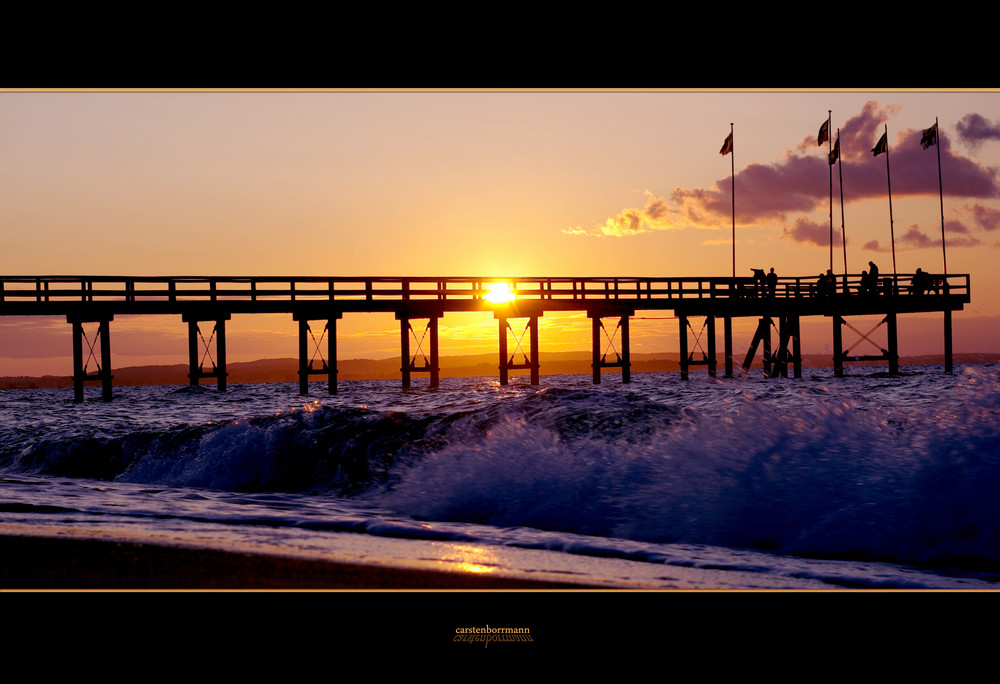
top-left (3, 363), bottom-right (1000, 592)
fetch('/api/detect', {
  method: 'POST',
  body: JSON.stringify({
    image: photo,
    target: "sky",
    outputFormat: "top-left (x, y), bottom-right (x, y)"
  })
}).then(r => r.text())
top-left (2, 89), bottom-right (999, 377)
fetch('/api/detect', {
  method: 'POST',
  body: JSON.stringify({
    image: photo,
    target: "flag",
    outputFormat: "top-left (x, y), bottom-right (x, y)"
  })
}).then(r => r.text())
top-left (829, 137), bottom-right (840, 165)
top-left (720, 132), bottom-right (733, 156)
top-left (872, 132), bottom-right (887, 156)
top-left (818, 119), bottom-right (829, 146)
top-left (921, 122), bottom-right (938, 149)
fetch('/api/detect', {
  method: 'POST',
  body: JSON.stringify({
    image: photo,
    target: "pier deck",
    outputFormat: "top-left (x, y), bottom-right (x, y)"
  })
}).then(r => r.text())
top-left (0, 274), bottom-right (971, 400)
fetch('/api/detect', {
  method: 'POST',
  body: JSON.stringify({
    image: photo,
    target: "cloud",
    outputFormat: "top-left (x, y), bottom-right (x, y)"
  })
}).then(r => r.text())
top-left (782, 216), bottom-right (844, 247)
top-left (699, 237), bottom-right (733, 247)
top-left (569, 193), bottom-right (687, 237)
top-left (863, 222), bottom-right (982, 253)
top-left (787, 101), bottom-right (998, 204)
top-left (969, 202), bottom-right (1000, 231)
top-left (673, 153), bottom-right (825, 226)
top-left (956, 113), bottom-right (1000, 149)
top-left (576, 100), bottom-right (1000, 250)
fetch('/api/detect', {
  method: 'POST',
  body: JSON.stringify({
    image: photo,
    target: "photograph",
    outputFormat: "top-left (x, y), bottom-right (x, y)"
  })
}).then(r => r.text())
top-left (2, 88), bottom-right (999, 653)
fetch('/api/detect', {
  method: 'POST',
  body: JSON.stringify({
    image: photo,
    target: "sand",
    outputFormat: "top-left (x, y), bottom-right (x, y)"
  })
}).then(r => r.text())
top-left (0, 529), bottom-right (603, 590)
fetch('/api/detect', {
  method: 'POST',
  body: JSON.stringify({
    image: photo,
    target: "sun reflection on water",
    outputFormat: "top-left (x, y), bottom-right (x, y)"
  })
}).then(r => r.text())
top-left (441, 544), bottom-right (500, 574)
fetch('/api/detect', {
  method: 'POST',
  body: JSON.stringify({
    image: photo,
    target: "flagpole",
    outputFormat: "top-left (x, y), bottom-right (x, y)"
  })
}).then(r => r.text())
top-left (837, 128), bottom-right (846, 281)
top-left (730, 122), bottom-right (735, 278)
top-left (884, 124), bottom-right (897, 277)
top-left (936, 117), bottom-right (947, 275)
top-left (827, 111), bottom-right (833, 275)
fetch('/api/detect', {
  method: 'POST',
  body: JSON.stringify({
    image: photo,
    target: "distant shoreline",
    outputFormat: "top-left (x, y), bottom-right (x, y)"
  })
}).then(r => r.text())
top-left (2, 352), bottom-right (997, 390)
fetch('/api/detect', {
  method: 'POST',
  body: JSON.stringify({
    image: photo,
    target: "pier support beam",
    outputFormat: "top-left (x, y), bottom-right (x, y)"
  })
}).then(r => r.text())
top-left (295, 312), bottom-right (341, 395)
top-left (678, 314), bottom-right (716, 380)
top-left (887, 312), bottom-right (899, 376)
top-left (398, 313), bottom-right (440, 389)
top-left (792, 315), bottom-right (802, 379)
top-left (740, 317), bottom-right (773, 377)
top-left (833, 315), bottom-right (844, 377)
top-left (707, 315), bottom-right (717, 378)
top-left (832, 313), bottom-right (898, 376)
top-left (944, 310), bottom-right (953, 373)
top-left (68, 315), bottom-right (113, 402)
top-left (762, 317), bottom-right (772, 377)
top-left (497, 314), bottom-right (540, 385)
top-left (678, 315), bottom-right (688, 380)
top-left (772, 315), bottom-right (802, 379)
top-left (589, 312), bottom-right (632, 384)
top-left (723, 316), bottom-right (733, 378)
top-left (183, 313), bottom-right (229, 392)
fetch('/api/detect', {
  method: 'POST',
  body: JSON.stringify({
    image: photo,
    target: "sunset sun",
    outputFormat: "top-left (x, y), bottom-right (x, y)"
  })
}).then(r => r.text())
top-left (484, 282), bottom-right (515, 304)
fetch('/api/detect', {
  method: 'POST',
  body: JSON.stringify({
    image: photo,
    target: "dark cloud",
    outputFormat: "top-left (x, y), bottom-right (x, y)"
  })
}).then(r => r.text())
top-left (944, 218), bottom-right (971, 235)
top-left (900, 225), bottom-right (937, 248)
top-left (676, 101), bottom-right (998, 227)
top-left (970, 202), bottom-right (1000, 231)
top-left (831, 102), bottom-right (999, 202)
top-left (956, 113), bottom-right (1000, 148)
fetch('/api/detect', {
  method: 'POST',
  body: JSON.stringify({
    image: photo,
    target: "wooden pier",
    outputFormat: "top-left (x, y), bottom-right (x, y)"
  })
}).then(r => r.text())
top-left (0, 274), bottom-right (971, 401)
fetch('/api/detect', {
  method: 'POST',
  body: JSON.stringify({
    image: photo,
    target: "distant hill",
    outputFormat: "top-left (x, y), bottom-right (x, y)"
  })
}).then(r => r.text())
top-left (2, 351), bottom-right (997, 390)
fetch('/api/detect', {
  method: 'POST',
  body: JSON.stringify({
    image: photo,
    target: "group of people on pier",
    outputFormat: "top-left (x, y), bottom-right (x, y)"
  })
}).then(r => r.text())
top-left (743, 260), bottom-right (940, 299)
top-left (814, 269), bottom-right (838, 297)
top-left (750, 268), bottom-right (778, 298)
top-left (858, 261), bottom-right (881, 295)
top-left (911, 268), bottom-right (940, 295)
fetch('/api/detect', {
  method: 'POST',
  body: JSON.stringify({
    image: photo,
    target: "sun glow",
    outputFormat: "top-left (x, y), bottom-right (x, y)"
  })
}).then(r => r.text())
top-left (485, 282), bottom-right (515, 304)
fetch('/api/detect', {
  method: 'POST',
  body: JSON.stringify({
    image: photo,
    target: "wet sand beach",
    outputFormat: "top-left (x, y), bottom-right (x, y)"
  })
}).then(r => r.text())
top-left (0, 528), bottom-right (600, 590)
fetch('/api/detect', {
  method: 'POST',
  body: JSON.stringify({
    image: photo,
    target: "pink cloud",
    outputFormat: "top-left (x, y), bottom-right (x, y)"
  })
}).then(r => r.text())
top-left (811, 101), bottom-right (998, 203)
top-left (969, 202), bottom-right (1000, 231)
top-left (782, 216), bottom-right (844, 247)
top-left (863, 222), bottom-right (981, 253)
top-left (674, 154), bottom-right (825, 223)
top-left (583, 100), bottom-right (1000, 246)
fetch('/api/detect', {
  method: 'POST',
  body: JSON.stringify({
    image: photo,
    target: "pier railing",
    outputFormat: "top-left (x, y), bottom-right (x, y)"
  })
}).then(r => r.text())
top-left (0, 274), bottom-right (972, 306)
top-left (0, 274), bottom-right (972, 400)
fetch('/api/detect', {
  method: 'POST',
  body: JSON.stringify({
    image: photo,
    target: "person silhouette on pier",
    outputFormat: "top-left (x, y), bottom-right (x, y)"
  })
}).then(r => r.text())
top-left (751, 268), bottom-right (766, 297)
top-left (868, 261), bottom-right (880, 294)
top-left (766, 268), bottom-right (777, 298)
top-left (815, 272), bottom-right (830, 297)
top-left (823, 269), bottom-right (836, 296)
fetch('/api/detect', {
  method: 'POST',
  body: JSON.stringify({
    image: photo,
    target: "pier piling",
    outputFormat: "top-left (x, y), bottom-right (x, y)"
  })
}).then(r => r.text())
top-left (184, 313), bottom-right (229, 392)
top-left (295, 312), bottom-right (341, 395)
top-left (590, 312), bottom-right (632, 384)
top-left (723, 317), bottom-right (733, 378)
top-left (497, 314), bottom-right (540, 385)
top-left (68, 315), bottom-right (113, 402)
top-left (399, 313), bottom-right (440, 388)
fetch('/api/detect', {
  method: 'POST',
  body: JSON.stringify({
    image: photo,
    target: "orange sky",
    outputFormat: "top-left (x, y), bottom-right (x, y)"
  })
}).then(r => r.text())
top-left (2, 89), bottom-right (998, 376)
